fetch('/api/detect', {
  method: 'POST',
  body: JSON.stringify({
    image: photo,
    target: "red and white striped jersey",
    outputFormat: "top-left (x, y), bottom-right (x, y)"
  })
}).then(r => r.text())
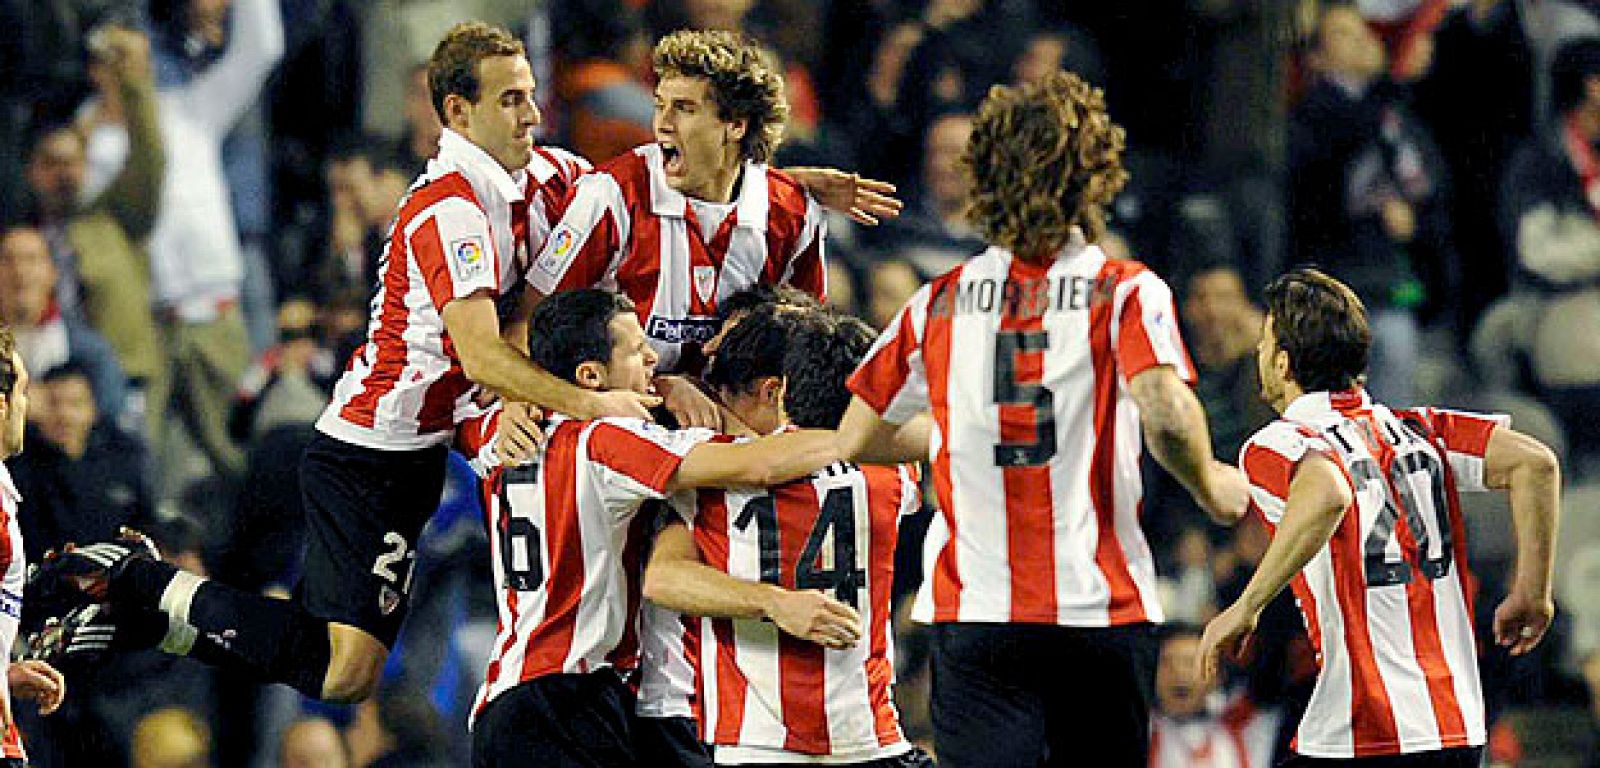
top-left (1240, 389), bottom-right (1502, 758)
top-left (469, 413), bottom-right (714, 726)
top-left (0, 464), bottom-right (28, 760)
top-left (676, 461), bottom-right (920, 763)
top-left (527, 143), bottom-right (826, 373)
top-left (848, 235), bottom-right (1194, 627)
top-left (317, 130), bottom-right (589, 451)
top-left (1149, 696), bottom-right (1280, 768)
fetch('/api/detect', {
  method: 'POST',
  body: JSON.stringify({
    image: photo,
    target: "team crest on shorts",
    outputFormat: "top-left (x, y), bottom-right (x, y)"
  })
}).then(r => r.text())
top-left (693, 266), bottom-right (717, 304)
top-left (453, 237), bottom-right (488, 280)
top-left (379, 585), bottom-right (401, 616)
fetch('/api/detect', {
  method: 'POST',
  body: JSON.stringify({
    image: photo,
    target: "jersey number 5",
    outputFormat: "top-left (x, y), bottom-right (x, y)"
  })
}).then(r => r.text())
top-left (993, 330), bottom-right (1056, 467)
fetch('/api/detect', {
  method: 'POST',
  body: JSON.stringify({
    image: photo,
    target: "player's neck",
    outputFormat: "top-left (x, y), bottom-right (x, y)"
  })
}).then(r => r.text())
top-left (690, 161), bottom-right (743, 205)
top-left (1271, 382), bottom-right (1304, 415)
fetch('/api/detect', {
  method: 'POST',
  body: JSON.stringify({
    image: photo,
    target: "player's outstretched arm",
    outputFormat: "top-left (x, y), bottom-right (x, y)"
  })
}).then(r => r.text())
top-left (643, 521), bottom-right (861, 649)
top-left (832, 397), bottom-right (928, 466)
top-left (1198, 453), bottom-right (1350, 685)
top-left (1129, 365), bottom-right (1249, 525)
top-left (1483, 425), bottom-right (1561, 655)
top-left (783, 168), bottom-right (904, 226)
top-left (667, 429), bottom-right (841, 492)
top-left (442, 294), bottom-right (660, 420)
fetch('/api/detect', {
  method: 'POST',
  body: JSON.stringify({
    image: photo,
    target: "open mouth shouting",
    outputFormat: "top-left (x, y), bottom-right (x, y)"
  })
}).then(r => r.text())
top-left (660, 141), bottom-right (685, 176)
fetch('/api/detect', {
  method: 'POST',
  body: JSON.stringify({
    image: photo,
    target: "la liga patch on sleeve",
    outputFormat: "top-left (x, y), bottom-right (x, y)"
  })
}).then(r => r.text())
top-left (537, 224), bottom-right (579, 278)
top-left (453, 236), bottom-right (489, 280)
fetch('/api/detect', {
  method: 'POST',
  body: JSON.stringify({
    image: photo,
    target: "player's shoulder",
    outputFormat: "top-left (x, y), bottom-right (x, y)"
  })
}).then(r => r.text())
top-left (762, 166), bottom-right (810, 209)
top-left (592, 147), bottom-right (652, 185)
top-left (400, 170), bottom-right (487, 221)
top-left (1242, 419), bottom-right (1331, 466)
top-left (528, 145), bottom-right (593, 187)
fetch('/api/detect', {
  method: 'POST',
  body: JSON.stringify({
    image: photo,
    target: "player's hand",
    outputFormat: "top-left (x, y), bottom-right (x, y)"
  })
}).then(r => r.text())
top-left (1492, 589), bottom-right (1554, 656)
top-left (656, 376), bottom-right (722, 430)
top-left (94, 27), bottom-right (152, 85)
top-left (765, 589), bottom-right (862, 650)
top-left (786, 167), bottom-right (904, 226)
top-left (8, 660), bottom-right (65, 715)
top-left (494, 401), bottom-right (546, 465)
top-left (1196, 603), bottom-right (1257, 687)
top-left (583, 389), bottom-right (663, 422)
top-left (1199, 461), bottom-right (1251, 526)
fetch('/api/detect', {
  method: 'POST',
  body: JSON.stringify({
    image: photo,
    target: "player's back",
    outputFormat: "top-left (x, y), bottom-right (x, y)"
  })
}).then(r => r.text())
top-left (471, 414), bottom-right (711, 726)
top-left (852, 236), bottom-right (1194, 628)
top-left (688, 460), bottom-right (918, 762)
top-left (1240, 389), bottom-right (1500, 758)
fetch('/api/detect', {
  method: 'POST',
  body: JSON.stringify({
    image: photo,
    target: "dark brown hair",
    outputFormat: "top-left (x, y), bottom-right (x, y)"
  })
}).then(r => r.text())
top-left (963, 70), bottom-right (1128, 258)
top-left (1263, 268), bottom-right (1371, 392)
top-left (653, 30), bottom-right (788, 164)
top-left (427, 22), bottom-right (526, 123)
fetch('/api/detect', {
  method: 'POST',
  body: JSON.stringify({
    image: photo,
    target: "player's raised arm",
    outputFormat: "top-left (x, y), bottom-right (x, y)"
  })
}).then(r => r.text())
top-left (1128, 365), bottom-right (1249, 525)
top-left (1197, 451), bottom-right (1350, 684)
top-left (1482, 424), bottom-right (1561, 655)
top-left (665, 428), bottom-right (841, 493)
top-left (642, 521), bottom-right (861, 649)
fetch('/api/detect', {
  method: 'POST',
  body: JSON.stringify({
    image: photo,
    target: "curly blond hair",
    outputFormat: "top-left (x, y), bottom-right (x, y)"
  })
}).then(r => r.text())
top-left (963, 71), bottom-right (1129, 258)
top-left (653, 30), bottom-right (788, 164)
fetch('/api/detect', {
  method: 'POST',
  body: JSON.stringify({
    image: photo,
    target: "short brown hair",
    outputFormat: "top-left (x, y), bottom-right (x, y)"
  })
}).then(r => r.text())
top-left (427, 22), bottom-right (526, 124)
top-left (653, 30), bottom-right (788, 164)
top-left (0, 325), bottom-right (17, 398)
top-left (963, 71), bottom-right (1129, 258)
top-left (1263, 268), bottom-right (1371, 392)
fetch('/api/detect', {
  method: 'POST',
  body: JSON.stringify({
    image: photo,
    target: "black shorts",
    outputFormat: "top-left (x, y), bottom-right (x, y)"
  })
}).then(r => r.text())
top-left (632, 715), bottom-right (713, 768)
top-left (729, 747), bottom-right (935, 768)
top-left (1282, 747), bottom-right (1484, 768)
top-left (930, 621), bottom-right (1156, 768)
top-left (471, 670), bottom-right (638, 768)
top-left (297, 432), bottom-right (448, 648)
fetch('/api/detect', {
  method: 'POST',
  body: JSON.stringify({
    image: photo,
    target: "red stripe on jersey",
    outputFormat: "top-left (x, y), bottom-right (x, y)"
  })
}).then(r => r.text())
top-left (765, 172), bottom-right (825, 301)
top-left (925, 273), bottom-right (962, 621)
top-left (1431, 410), bottom-right (1497, 457)
top-left (339, 227), bottom-right (416, 429)
top-left (697, 490), bottom-right (748, 744)
top-left (1289, 571), bottom-right (1324, 667)
top-left (476, 485), bottom-right (524, 719)
top-left (848, 304), bottom-right (918, 416)
top-left (558, 209), bottom-right (624, 292)
top-left (587, 422), bottom-right (685, 495)
top-left (616, 210), bottom-right (661, 322)
top-left (608, 510), bottom-right (655, 671)
top-left (1000, 257), bottom-right (1057, 621)
top-left (1243, 444), bottom-right (1296, 500)
top-left (1088, 262), bottom-right (1145, 625)
top-left (776, 486), bottom-right (831, 753)
top-left (1328, 492), bottom-right (1401, 755)
top-left (1115, 290), bottom-right (1162, 378)
top-left (520, 427), bottom-right (585, 679)
top-left (864, 466), bottom-right (903, 745)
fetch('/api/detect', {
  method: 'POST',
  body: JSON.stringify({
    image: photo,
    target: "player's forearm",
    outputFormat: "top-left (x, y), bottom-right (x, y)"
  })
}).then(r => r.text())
top-left (1236, 466), bottom-right (1348, 615)
top-left (1141, 391), bottom-right (1224, 510)
top-left (1506, 448), bottom-right (1560, 599)
top-left (643, 557), bottom-right (780, 621)
top-left (852, 414), bottom-right (932, 466)
top-left (461, 341), bottom-right (592, 418)
top-left (675, 430), bottom-right (841, 491)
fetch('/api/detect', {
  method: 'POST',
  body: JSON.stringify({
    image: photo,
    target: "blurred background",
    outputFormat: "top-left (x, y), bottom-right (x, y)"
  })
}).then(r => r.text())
top-left (1, 0), bottom-right (1599, 765)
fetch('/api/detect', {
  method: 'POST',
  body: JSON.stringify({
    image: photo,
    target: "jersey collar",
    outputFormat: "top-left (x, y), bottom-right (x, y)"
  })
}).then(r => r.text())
top-left (436, 128), bottom-right (527, 205)
top-left (640, 143), bottom-right (770, 233)
top-left (1283, 388), bottom-right (1372, 424)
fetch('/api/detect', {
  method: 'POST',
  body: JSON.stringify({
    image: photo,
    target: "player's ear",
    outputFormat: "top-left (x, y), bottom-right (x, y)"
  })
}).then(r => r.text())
top-left (725, 118), bottom-right (747, 147)
top-left (1272, 348), bottom-right (1293, 385)
top-left (575, 361), bottom-right (607, 390)
top-left (443, 92), bottom-right (472, 130)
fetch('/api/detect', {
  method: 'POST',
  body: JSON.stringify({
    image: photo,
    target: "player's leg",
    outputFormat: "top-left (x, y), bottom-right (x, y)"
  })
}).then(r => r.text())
top-left (1046, 622), bottom-right (1158, 768)
top-left (928, 623), bottom-right (1048, 767)
top-left (470, 672), bottom-right (640, 768)
top-left (631, 714), bottom-right (713, 768)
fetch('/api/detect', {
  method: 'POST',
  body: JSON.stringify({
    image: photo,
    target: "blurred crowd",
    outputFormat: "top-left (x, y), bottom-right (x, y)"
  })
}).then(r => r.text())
top-left (1, 0), bottom-right (1600, 765)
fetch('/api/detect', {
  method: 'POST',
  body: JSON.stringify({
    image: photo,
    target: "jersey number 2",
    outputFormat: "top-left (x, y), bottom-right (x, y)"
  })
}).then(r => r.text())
top-left (1333, 423), bottom-right (1454, 588)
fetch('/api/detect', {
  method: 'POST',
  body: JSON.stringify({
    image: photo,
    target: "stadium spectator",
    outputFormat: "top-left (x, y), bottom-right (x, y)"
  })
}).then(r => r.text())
top-left (551, 0), bottom-right (655, 165)
top-left (1149, 625), bottom-right (1279, 768)
top-left (78, 0), bottom-right (283, 485)
top-left (23, 27), bottom-right (163, 437)
top-left (10, 361), bottom-right (153, 564)
top-left (1181, 265), bottom-right (1275, 462)
top-left (394, 62), bottom-right (443, 178)
top-left (864, 112), bottom-right (985, 274)
top-left (1011, 25), bottom-right (1105, 88)
top-left (321, 146), bottom-right (409, 302)
top-left (1500, 37), bottom-right (1600, 461)
top-left (278, 716), bottom-right (348, 768)
top-left (837, 71), bottom-right (1250, 768)
top-left (345, 687), bottom-right (450, 768)
top-left (867, 257), bottom-right (923, 330)
top-left (129, 707), bottom-right (212, 768)
top-left (1157, 528), bottom-right (1218, 626)
top-left (0, 225), bottom-right (128, 422)
top-left (1289, 4), bottom-right (1458, 405)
